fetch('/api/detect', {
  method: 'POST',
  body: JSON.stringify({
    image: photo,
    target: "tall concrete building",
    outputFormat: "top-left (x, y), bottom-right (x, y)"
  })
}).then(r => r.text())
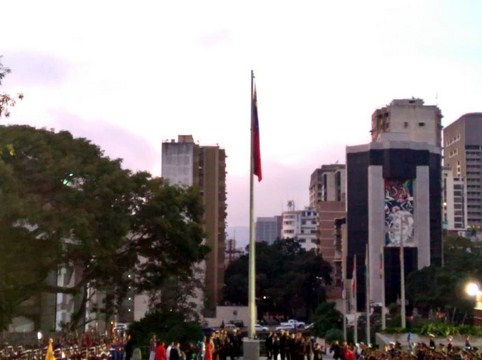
top-left (346, 99), bottom-right (443, 311)
top-left (280, 206), bottom-right (318, 252)
top-left (444, 113), bottom-right (482, 235)
top-left (442, 166), bottom-right (466, 233)
top-left (309, 165), bottom-right (346, 300)
top-left (162, 135), bottom-right (227, 316)
top-left (255, 216), bottom-right (281, 244)
top-left (371, 98), bottom-right (442, 147)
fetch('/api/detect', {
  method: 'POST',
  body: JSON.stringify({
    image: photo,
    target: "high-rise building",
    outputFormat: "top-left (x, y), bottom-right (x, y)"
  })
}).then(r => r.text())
top-left (280, 206), bottom-right (318, 251)
top-left (255, 216), bottom-right (281, 244)
top-left (309, 164), bottom-right (345, 207)
top-left (371, 98), bottom-right (442, 147)
top-left (346, 99), bottom-right (443, 311)
top-left (162, 135), bottom-right (227, 316)
top-left (309, 165), bottom-right (346, 300)
top-left (443, 113), bottom-right (482, 235)
top-left (442, 166), bottom-right (466, 233)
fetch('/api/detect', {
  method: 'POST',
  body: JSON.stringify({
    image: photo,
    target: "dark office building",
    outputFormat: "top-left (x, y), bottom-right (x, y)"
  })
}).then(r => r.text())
top-left (346, 133), bottom-right (442, 310)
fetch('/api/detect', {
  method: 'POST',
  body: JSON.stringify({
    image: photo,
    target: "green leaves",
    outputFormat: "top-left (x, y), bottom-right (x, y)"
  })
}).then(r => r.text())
top-left (0, 125), bottom-right (207, 330)
top-left (223, 238), bottom-right (332, 319)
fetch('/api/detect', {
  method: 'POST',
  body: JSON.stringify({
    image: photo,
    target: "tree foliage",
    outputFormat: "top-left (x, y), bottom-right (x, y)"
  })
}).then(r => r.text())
top-left (0, 125), bottom-right (207, 330)
top-left (128, 309), bottom-right (203, 351)
top-left (0, 56), bottom-right (23, 118)
top-left (223, 238), bottom-right (332, 320)
top-left (405, 236), bottom-right (482, 323)
top-left (310, 302), bottom-right (343, 337)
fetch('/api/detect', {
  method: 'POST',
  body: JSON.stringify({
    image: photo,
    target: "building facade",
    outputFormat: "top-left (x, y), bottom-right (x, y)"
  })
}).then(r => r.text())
top-left (280, 207), bottom-right (318, 252)
top-left (162, 135), bottom-right (227, 316)
top-left (346, 99), bottom-right (443, 311)
top-left (442, 166), bottom-right (466, 233)
top-left (346, 134), bottom-right (442, 310)
top-left (444, 113), bottom-right (482, 235)
top-left (310, 165), bottom-right (346, 300)
top-left (370, 98), bottom-right (443, 147)
top-left (255, 216), bottom-right (282, 244)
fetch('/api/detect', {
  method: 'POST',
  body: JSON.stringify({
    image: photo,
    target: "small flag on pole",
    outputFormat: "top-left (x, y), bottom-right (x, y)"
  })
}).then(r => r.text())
top-left (380, 246), bottom-right (384, 279)
top-left (252, 83), bottom-right (262, 181)
top-left (352, 255), bottom-right (357, 299)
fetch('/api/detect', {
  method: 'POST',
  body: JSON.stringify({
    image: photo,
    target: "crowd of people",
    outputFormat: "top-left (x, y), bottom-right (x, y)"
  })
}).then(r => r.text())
top-left (326, 336), bottom-right (481, 360)
top-left (1, 327), bottom-right (481, 360)
top-left (147, 328), bottom-right (244, 360)
top-left (265, 331), bottom-right (323, 360)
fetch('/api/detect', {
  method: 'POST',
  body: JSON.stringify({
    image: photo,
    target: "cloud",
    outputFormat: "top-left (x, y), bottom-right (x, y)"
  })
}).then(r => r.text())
top-left (3, 51), bottom-right (71, 87)
top-left (47, 109), bottom-right (161, 175)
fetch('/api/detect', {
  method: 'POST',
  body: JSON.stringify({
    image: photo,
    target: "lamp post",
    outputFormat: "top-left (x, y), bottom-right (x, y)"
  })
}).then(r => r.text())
top-left (465, 282), bottom-right (482, 326)
top-left (37, 331), bottom-right (43, 348)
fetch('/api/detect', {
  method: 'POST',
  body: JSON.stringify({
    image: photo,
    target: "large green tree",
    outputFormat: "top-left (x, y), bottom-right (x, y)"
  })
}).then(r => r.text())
top-left (223, 238), bottom-right (332, 320)
top-left (405, 236), bottom-right (482, 323)
top-left (0, 125), bottom-right (207, 330)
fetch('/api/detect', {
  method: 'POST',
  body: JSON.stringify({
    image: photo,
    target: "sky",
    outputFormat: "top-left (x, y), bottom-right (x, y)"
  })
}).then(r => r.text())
top-left (2, 1), bottom-right (482, 247)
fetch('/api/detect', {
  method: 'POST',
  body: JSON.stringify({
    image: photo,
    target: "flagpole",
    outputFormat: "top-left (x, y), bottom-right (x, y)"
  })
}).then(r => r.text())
top-left (381, 245), bottom-right (386, 330)
top-left (353, 255), bottom-right (358, 344)
top-left (342, 269), bottom-right (347, 341)
top-left (400, 216), bottom-right (406, 329)
top-left (365, 246), bottom-right (370, 345)
top-left (248, 69), bottom-right (256, 340)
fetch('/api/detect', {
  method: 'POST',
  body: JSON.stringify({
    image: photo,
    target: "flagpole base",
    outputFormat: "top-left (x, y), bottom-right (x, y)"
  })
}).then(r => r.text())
top-left (243, 338), bottom-right (260, 360)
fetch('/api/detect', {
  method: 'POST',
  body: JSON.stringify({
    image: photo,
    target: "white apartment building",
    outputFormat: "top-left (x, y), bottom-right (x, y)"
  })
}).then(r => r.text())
top-left (442, 166), bottom-right (466, 232)
top-left (281, 206), bottom-right (318, 251)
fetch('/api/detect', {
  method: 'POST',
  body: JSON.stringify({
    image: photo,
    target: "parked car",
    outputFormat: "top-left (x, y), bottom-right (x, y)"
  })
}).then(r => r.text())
top-left (275, 324), bottom-right (295, 331)
top-left (223, 323), bottom-right (239, 332)
top-left (255, 324), bottom-right (269, 332)
top-left (280, 319), bottom-right (306, 329)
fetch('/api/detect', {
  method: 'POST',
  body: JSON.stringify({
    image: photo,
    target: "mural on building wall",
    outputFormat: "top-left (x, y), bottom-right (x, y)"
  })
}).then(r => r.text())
top-left (384, 179), bottom-right (415, 247)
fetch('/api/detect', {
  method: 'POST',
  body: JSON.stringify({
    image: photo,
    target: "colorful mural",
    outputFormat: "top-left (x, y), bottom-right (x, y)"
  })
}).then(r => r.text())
top-left (384, 179), bottom-right (415, 247)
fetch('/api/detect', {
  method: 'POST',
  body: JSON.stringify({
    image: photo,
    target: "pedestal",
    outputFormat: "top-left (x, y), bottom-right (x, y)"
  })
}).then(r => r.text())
top-left (243, 338), bottom-right (260, 360)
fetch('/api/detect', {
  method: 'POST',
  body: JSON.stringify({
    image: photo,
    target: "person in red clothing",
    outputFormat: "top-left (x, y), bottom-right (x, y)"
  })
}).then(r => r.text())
top-left (155, 340), bottom-right (167, 360)
top-left (343, 344), bottom-right (355, 360)
top-left (205, 336), bottom-right (214, 360)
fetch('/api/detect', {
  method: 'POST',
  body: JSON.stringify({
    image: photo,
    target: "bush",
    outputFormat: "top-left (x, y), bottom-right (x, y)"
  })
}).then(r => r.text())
top-left (325, 328), bottom-right (344, 343)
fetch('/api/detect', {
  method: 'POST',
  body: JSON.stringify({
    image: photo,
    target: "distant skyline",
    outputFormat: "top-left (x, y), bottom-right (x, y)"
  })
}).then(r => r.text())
top-left (2, 1), bottom-right (482, 247)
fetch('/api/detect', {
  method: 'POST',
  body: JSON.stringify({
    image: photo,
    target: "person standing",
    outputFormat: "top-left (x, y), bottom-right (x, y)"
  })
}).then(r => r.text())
top-left (329, 341), bottom-right (342, 360)
top-left (155, 341), bottom-right (167, 360)
top-left (205, 336), bottom-right (214, 360)
top-left (149, 336), bottom-right (158, 360)
top-left (266, 332), bottom-right (274, 360)
top-left (303, 335), bottom-right (313, 360)
top-left (272, 334), bottom-right (281, 360)
top-left (312, 343), bottom-right (322, 360)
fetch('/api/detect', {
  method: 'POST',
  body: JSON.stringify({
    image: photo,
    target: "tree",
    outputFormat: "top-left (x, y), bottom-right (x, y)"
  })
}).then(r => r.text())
top-left (310, 302), bottom-right (343, 337)
top-left (405, 236), bottom-right (481, 323)
top-left (0, 125), bottom-right (207, 330)
top-left (0, 56), bottom-right (23, 118)
top-left (223, 238), bottom-right (332, 320)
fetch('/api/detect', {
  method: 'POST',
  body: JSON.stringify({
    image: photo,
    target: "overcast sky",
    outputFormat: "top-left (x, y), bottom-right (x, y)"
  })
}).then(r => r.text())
top-left (2, 1), bottom-right (482, 246)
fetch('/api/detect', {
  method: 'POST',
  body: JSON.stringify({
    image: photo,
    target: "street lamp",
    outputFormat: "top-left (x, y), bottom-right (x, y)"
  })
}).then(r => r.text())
top-left (465, 282), bottom-right (482, 326)
top-left (37, 331), bottom-right (43, 347)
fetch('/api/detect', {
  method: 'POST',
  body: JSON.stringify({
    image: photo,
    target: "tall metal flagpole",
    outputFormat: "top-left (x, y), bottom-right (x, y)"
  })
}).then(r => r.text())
top-left (353, 255), bottom-right (358, 344)
top-left (342, 267), bottom-right (347, 341)
top-left (381, 245), bottom-right (386, 330)
top-left (400, 216), bottom-right (406, 329)
top-left (365, 246), bottom-right (370, 345)
top-left (248, 70), bottom-right (256, 340)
